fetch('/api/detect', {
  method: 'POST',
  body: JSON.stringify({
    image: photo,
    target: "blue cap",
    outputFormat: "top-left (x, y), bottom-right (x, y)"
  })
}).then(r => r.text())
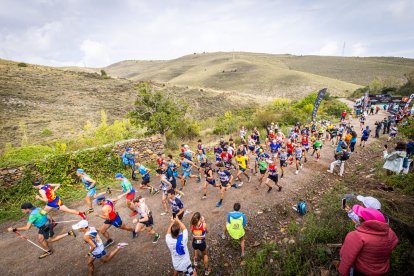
top-left (126, 148), bottom-right (132, 152)
top-left (76, 168), bottom-right (85, 174)
top-left (93, 195), bottom-right (106, 203)
top-left (115, 173), bottom-right (123, 178)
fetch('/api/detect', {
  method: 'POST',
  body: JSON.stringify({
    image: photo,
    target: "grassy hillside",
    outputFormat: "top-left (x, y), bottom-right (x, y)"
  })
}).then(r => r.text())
top-left (0, 60), bottom-right (263, 150)
top-left (104, 52), bottom-right (365, 98)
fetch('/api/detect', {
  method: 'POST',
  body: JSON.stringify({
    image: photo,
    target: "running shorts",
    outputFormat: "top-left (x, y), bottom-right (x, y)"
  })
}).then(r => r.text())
top-left (177, 264), bottom-right (194, 276)
top-left (192, 239), bottom-right (207, 251)
top-left (126, 191), bottom-right (136, 201)
top-left (200, 163), bottom-right (207, 168)
top-left (183, 171), bottom-right (191, 178)
top-left (268, 174), bottom-right (278, 182)
top-left (92, 250), bottom-right (107, 259)
top-left (86, 187), bottom-right (97, 197)
top-left (140, 215), bottom-right (154, 227)
top-left (142, 175), bottom-right (150, 185)
top-left (38, 224), bottom-right (54, 240)
top-left (239, 167), bottom-right (246, 172)
top-left (104, 213), bottom-right (123, 228)
top-left (280, 160), bottom-right (287, 167)
top-left (361, 136), bottom-right (368, 141)
top-left (172, 212), bottom-right (184, 221)
top-left (206, 179), bottom-right (216, 185)
top-left (260, 169), bottom-right (267, 175)
top-left (220, 181), bottom-right (229, 187)
top-left (295, 156), bottom-right (302, 161)
top-left (47, 197), bottom-right (62, 209)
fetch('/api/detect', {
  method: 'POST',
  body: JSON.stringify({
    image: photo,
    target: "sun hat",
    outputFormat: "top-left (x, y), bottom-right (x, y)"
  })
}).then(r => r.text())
top-left (115, 173), bottom-right (123, 178)
top-left (357, 195), bottom-right (381, 210)
top-left (72, 220), bottom-right (88, 230)
top-left (352, 204), bottom-right (385, 223)
top-left (76, 168), bottom-right (85, 174)
top-left (94, 195), bottom-right (106, 203)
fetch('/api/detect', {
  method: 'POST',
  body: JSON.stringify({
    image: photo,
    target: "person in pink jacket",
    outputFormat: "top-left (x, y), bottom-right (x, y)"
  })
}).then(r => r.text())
top-left (339, 205), bottom-right (399, 275)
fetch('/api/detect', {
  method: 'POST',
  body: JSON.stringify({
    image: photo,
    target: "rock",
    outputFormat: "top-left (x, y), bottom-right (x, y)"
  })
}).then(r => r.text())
top-left (257, 210), bottom-right (263, 215)
top-left (253, 241), bottom-right (261, 247)
top-left (288, 239), bottom-right (295, 245)
top-left (270, 258), bottom-right (274, 264)
top-left (314, 210), bottom-right (321, 215)
top-left (240, 261), bottom-right (246, 266)
top-left (224, 263), bottom-right (229, 267)
top-left (282, 238), bottom-right (289, 244)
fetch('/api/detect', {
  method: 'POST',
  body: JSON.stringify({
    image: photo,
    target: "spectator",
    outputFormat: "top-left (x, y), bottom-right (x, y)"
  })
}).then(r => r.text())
top-left (221, 203), bottom-right (246, 257)
top-left (407, 138), bottom-right (414, 158)
top-left (349, 131), bottom-right (357, 152)
top-left (339, 205), bottom-right (398, 275)
top-left (166, 218), bottom-right (196, 276)
top-left (374, 121), bottom-right (382, 138)
top-left (328, 148), bottom-right (350, 177)
top-left (383, 142), bottom-right (407, 174)
top-left (341, 110), bottom-right (347, 121)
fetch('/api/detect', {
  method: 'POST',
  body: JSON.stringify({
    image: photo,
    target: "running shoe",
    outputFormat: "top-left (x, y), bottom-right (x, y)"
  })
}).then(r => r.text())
top-left (300, 164), bottom-right (303, 169)
top-left (184, 210), bottom-right (190, 217)
top-left (248, 176), bottom-right (252, 183)
top-left (326, 170), bottom-right (333, 173)
top-left (201, 195), bottom-right (207, 199)
top-left (153, 233), bottom-right (161, 244)
top-left (104, 239), bottom-right (114, 248)
top-left (295, 170), bottom-right (299, 175)
top-left (39, 250), bottom-right (53, 259)
top-left (278, 186), bottom-right (282, 192)
top-left (216, 201), bottom-right (222, 208)
top-left (160, 212), bottom-right (168, 216)
top-left (79, 212), bottom-right (87, 220)
top-left (68, 230), bottom-right (76, 237)
top-left (106, 187), bottom-right (112, 194)
top-left (238, 182), bottom-right (244, 187)
top-left (152, 189), bottom-right (160, 195)
top-left (220, 233), bottom-right (226, 240)
top-left (129, 211), bottom-right (138, 217)
top-left (280, 174), bottom-right (284, 178)
top-left (132, 231), bottom-right (137, 239)
top-left (205, 268), bottom-right (211, 276)
top-left (117, 242), bottom-right (128, 249)
top-left (85, 208), bottom-right (94, 215)
top-left (267, 187), bottom-right (273, 193)
top-left (178, 190), bottom-right (185, 196)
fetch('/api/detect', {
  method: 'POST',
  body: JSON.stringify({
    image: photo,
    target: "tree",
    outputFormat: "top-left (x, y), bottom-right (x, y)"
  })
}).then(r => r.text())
top-left (129, 83), bottom-right (188, 136)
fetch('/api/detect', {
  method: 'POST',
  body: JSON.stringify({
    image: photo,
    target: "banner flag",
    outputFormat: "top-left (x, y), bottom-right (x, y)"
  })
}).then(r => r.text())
top-left (312, 88), bottom-right (327, 121)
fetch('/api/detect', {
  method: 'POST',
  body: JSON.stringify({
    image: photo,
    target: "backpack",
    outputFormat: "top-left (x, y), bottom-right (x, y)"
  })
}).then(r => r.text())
top-left (296, 201), bottom-right (307, 215)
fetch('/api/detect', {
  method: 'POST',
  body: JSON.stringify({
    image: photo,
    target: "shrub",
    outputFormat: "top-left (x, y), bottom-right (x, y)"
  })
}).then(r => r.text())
top-left (17, 62), bottom-right (27, 67)
top-left (0, 145), bottom-right (55, 167)
top-left (40, 128), bottom-right (53, 137)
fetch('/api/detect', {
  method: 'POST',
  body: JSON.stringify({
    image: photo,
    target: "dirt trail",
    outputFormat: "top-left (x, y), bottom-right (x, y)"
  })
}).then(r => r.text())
top-left (0, 100), bottom-right (386, 276)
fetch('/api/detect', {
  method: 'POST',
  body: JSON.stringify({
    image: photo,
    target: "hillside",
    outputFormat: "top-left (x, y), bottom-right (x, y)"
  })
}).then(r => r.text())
top-left (0, 60), bottom-right (263, 150)
top-left (102, 52), bottom-right (414, 97)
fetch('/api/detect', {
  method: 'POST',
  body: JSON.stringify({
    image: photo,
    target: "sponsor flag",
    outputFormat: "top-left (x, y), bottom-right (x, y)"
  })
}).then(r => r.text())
top-left (312, 88), bottom-right (327, 121)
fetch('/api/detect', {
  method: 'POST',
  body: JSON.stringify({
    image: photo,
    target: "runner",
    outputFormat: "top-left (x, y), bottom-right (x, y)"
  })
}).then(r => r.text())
top-left (32, 180), bottom-right (86, 219)
top-left (156, 168), bottom-right (173, 216)
top-left (279, 147), bottom-right (288, 178)
top-left (115, 173), bottom-right (137, 216)
top-left (190, 212), bottom-right (211, 275)
top-left (359, 115), bottom-right (366, 129)
top-left (235, 151), bottom-right (251, 187)
top-left (240, 126), bottom-right (247, 144)
top-left (360, 126), bottom-right (371, 147)
top-left (7, 202), bottom-right (76, 259)
top-left (220, 148), bottom-right (234, 170)
top-left (93, 195), bottom-right (136, 247)
top-left (76, 169), bottom-right (106, 214)
top-left (179, 153), bottom-right (199, 190)
top-left (221, 202), bottom-right (246, 258)
top-left (312, 136), bottom-right (323, 161)
top-left (134, 161), bottom-right (158, 194)
top-left (216, 162), bottom-right (236, 208)
top-left (294, 143), bottom-right (304, 175)
top-left (166, 218), bottom-right (196, 276)
top-left (156, 153), bottom-right (165, 168)
top-left (286, 139), bottom-right (295, 165)
top-left (197, 139), bottom-right (206, 154)
top-left (257, 154), bottom-right (268, 184)
top-left (72, 220), bottom-right (128, 276)
top-left (196, 149), bottom-right (207, 183)
top-left (264, 160), bottom-right (281, 192)
top-left (202, 162), bottom-right (219, 199)
top-left (168, 190), bottom-right (186, 220)
top-left (301, 134), bottom-right (309, 162)
top-left (131, 196), bottom-right (161, 243)
top-left (121, 148), bottom-right (136, 171)
top-left (269, 139), bottom-right (280, 162)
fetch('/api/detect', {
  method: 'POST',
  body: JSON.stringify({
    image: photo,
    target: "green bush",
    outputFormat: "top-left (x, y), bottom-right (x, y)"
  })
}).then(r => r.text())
top-left (40, 128), bottom-right (53, 137)
top-left (0, 146), bottom-right (126, 222)
top-left (17, 62), bottom-right (27, 67)
top-left (0, 145), bottom-right (55, 167)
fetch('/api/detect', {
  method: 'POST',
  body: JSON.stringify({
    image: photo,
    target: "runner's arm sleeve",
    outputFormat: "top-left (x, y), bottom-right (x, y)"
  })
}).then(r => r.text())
top-left (242, 213), bottom-right (247, 227)
top-left (183, 229), bottom-right (188, 244)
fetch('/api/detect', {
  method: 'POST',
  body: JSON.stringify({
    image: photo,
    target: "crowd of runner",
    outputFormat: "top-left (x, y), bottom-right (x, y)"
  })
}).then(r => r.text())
top-left (6, 104), bottom-right (410, 276)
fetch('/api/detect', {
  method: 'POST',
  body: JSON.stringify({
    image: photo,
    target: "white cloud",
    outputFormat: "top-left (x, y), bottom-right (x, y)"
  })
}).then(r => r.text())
top-left (315, 42), bottom-right (340, 56)
top-left (350, 42), bottom-right (367, 56)
top-left (80, 40), bottom-right (111, 68)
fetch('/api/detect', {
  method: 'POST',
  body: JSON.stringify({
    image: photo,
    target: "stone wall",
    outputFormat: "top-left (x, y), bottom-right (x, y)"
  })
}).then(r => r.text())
top-left (0, 135), bottom-right (164, 187)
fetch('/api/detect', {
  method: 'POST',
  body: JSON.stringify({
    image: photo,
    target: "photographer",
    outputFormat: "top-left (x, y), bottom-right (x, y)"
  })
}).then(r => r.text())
top-left (383, 142), bottom-right (407, 174)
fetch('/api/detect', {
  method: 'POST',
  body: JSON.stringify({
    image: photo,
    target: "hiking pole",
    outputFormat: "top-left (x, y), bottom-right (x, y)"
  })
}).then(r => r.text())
top-left (14, 231), bottom-right (49, 252)
top-left (53, 220), bottom-right (80, 224)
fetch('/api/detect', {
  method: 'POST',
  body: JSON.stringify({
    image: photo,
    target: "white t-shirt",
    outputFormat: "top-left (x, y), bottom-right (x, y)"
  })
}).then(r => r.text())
top-left (165, 229), bottom-right (191, 272)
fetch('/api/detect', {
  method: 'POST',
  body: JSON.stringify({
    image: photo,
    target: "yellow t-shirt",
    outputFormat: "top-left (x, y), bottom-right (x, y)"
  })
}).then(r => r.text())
top-left (235, 155), bottom-right (248, 169)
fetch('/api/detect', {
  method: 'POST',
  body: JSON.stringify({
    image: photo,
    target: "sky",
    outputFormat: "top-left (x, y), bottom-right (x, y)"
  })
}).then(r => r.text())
top-left (0, 0), bottom-right (413, 67)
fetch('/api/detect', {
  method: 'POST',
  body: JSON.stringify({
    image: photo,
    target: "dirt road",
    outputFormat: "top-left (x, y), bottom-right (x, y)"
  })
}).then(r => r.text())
top-left (0, 100), bottom-right (386, 275)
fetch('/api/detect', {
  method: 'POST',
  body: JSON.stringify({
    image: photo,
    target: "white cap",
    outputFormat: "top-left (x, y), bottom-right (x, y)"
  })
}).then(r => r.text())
top-left (357, 195), bottom-right (381, 210)
top-left (72, 220), bottom-right (89, 230)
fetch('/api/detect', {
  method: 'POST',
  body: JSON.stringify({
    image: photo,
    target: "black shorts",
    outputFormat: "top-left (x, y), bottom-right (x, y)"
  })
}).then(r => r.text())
top-left (38, 224), bottom-right (54, 240)
top-left (220, 181), bottom-right (229, 187)
top-left (192, 239), bottom-right (207, 251)
top-left (140, 215), bottom-right (154, 227)
top-left (268, 174), bottom-right (278, 183)
top-left (173, 212), bottom-right (184, 220)
top-left (280, 160), bottom-right (287, 167)
top-left (200, 163), bottom-right (207, 168)
top-left (361, 136), bottom-right (368, 141)
top-left (141, 177), bottom-right (150, 185)
top-left (259, 169), bottom-right (267, 175)
top-left (171, 181), bottom-right (177, 189)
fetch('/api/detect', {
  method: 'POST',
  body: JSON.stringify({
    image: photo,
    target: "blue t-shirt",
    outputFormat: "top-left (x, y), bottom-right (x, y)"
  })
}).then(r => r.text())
top-left (170, 197), bottom-right (184, 213)
top-left (28, 208), bottom-right (48, 228)
top-left (138, 165), bottom-right (148, 175)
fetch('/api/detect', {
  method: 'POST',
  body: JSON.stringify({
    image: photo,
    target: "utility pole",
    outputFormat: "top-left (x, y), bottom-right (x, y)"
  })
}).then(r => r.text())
top-left (342, 41), bottom-right (346, 57)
